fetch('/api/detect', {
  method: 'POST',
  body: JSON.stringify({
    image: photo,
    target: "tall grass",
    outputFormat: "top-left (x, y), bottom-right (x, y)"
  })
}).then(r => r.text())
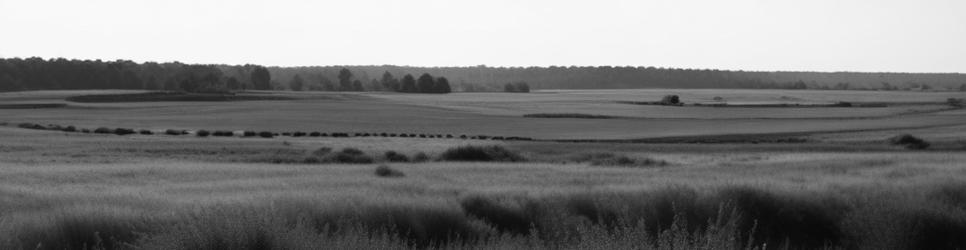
top-left (3, 184), bottom-right (965, 249)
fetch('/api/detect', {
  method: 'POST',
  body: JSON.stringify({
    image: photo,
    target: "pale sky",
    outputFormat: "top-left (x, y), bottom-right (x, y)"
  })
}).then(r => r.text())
top-left (1, 0), bottom-right (964, 73)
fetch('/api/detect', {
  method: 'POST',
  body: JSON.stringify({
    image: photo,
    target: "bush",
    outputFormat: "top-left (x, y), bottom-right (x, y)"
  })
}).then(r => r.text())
top-left (439, 145), bottom-right (525, 162)
top-left (139, 129), bottom-right (153, 135)
top-left (94, 127), bottom-right (113, 134)
top-left (575, 152), bottom-right (669, 167)
top-left (384, 151), bottom-right (410, 162)
top-left (309, 132), bottom-right (321, 137)
top-left (212, 131), bottom-right (233, 136)
top-left (293, 132), bottom-right (306, 137)
top-left (242, 131), bottom-right (256, 137)
top-left (196, 130), bottom-right (210, 137)
top-left (375, 165), bottom-right (405, 178)
top-left (81, 128), bottom-right (91, 133)
top-left (660, 95), bottom-right (681, 105)
top-left (312, 148), bottom-right (374, 164)
top-left (18, 122), bottom-right (46, 130)
top-left (413, 152), bottom-right (430, 162)
top-left (62, 126), bottom-right (77, 132)
top-left (889, 134), bottom-right (930, 149)
top-left (165, 129), bottom-right (184, 135)
top-left (113, 128), bottom-right (136, 135)
top-left (259, 131), bottom-right (274, 138)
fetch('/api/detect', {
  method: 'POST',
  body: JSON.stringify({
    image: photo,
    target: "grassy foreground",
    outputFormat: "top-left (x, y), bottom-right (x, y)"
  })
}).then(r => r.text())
top-left (1, 182), bottom-right (965, 250)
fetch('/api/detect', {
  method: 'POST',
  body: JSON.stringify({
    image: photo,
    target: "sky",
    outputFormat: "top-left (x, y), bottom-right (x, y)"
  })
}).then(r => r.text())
top-left (1, 0), bottom-right (965, 73)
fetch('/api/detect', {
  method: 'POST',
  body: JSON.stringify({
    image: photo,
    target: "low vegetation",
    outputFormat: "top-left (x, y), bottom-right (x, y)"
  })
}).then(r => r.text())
top-left (66, 92), bottom-right (294, 103)
top-left (889, 134), bottom-right (931, 150)
top-left (374, 165), bottom-right (405, 178)
top-left (572, 152), bottom-right (669, 167)
top-left (2, 184), bottom-right (965, 249)
top-left (439, 145), bottom-right (526, 162)
top-left (523, 113), bottom-right (619, 119)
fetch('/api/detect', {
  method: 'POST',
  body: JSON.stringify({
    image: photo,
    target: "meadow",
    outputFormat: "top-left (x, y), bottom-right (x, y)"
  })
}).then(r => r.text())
top-left (1, 89), bottom-right (965, 249)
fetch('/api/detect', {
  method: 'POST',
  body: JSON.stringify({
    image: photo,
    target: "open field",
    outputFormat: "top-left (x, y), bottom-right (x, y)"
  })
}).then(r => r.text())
top-left (2, 89), bottom-right (965, 140)
top-left (1, 89), bottom-right (966, 249)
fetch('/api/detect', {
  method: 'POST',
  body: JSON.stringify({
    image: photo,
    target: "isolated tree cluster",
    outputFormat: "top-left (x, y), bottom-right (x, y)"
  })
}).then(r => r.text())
top-left (378, 71), bottom-right (451, 94)
top-left (503, 82), bottom-right (530, 93)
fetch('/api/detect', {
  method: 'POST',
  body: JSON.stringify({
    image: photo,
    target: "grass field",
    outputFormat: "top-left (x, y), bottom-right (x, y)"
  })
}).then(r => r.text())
top-left (1, 89), bottom-right (965, 249)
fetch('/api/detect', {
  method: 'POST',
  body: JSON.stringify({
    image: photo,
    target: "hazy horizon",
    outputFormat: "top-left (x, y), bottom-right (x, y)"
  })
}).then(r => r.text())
top-left (2, 0), bottom-right (965, 73)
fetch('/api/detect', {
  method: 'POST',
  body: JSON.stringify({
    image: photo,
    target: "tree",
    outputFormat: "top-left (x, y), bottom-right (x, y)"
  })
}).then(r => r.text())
top-left (960, 84), bottom-right (966, 92)
top-left (434, 77), bottom-right (452, 93)
top-left (319, 76), bottom-right (336, 91)
top-left (400, 74), bottom-right (417, 93)
top-left (380, 71), bottom-right (399, 91)
top-left (514, 82), bottom-right (530, 93)
top-left (338, 68), bottom-right (353, 91)
top-left (416, 73), bottom-right (435, 93)
top-left (504, 83), bottom-right (517, 93)
top-left (289, 74), bottom-right (305, 91)
top-left (226, 77), bottom-right (241, 90)
top-left (351, 80), bottom-right (364, 91)
top-left (250, 66), bottom-right (271, 90)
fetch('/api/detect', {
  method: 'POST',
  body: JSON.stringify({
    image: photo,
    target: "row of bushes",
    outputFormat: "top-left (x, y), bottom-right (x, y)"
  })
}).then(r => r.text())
top-left (256, 145), bottom-right (527, 165)
top-left (11, 122), bottom-right (534, 141)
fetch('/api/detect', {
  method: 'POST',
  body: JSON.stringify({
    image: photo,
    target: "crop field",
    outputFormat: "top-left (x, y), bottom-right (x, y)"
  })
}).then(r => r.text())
top-left (1, 89), bottom-right (966, 249)
top-left (2, 89), bottom-right (965, 140)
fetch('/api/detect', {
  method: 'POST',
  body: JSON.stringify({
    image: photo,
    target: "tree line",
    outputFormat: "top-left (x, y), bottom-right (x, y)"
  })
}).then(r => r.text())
top-left (0, 57), bottom-right (273, 92)
top-left (269, 65), bottom-right (966, 92)
top-left (3, 57), bottom-right (966, 92)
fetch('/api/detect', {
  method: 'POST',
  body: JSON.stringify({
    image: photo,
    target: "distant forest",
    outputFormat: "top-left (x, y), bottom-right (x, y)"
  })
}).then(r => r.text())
top-left (3, 57), bottom-right (966, 92)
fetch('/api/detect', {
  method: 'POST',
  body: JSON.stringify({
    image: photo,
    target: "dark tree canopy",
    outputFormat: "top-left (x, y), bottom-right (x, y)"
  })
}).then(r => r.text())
top-left (338, 68), bottom-right (354, 91)
top-left (416, 73), bottom-right (436, 93)
top-left (250, 66), bottom-right (272, 90)
top-left (504, 82), bottom-right (530, 93)
top-left (289, 74), bottom-right (305, 91)
top-left (434, 77), bottom-right (452, 93)
top-left (380, 71), bottom-right (399, 91)
top-left (400, 74), bottom-right (417, 93)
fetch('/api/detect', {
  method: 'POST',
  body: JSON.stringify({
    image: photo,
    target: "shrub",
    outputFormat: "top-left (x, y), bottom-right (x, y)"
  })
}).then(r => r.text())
top-left (310, 147), bottom-right (373, 164)
top-left (18, 122), bottom-right (46, 130)
top-left (714, 186), bottom-right (845, 249)
top-left (326, 148), bottom-right (374, 164)
top-left (312, 147), bottom-right (333, 156)
top-left (113, 128), bottom-right (136, 135)
top-left (139, 129), bottom-right (153, 135)
top-left (439, 145), bottom-right (525, 162)
top-left (375, 165), bottom-right (405, 177)
top-left (243, 131), bottom-right (256, 137)
top-left (412, 152), bottom-right (430, 163)
top-left (575, 152), bottom-right (669, 167)
top-left (81, 128), bottom-right (91, 133)
top-left (384, 151), bottom-right (410, 162)
top-left (259, 131), bottom-right (274, 138)
top-left (164, 129), bottom-right (184, 135)
top-left (293, 132), bottom-right (306, 137)
top-left (62, 126), bottom-right (77, 132)
top-left (194, 130), bottom-right (209, 137)
top-left (212, 131), bottom-right (233, 136)
top-left (282, 132), bottom-right (292, 136)
top-left (94, 127), bottom-right (113, 134)
top-left (660, 95), bottom-right (681, 105)
top-left (888, 134), bottom-right (930, 150)
top-left (309, 132), bottom-right (321, 137)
